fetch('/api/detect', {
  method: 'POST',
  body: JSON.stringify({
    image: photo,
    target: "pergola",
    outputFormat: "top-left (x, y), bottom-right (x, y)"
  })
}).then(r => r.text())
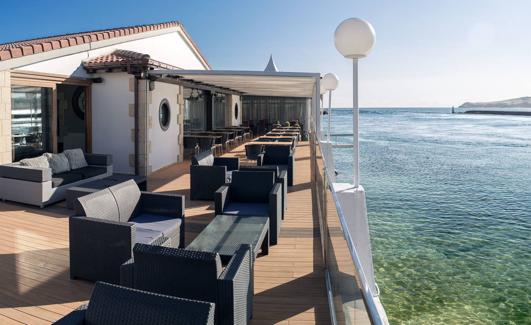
top-left (147, 69), bottom-right (322, 135)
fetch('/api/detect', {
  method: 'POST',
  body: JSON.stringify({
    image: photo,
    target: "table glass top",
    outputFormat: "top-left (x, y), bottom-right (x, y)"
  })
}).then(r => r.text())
top-left (187, 215), bottom-right (269, 256)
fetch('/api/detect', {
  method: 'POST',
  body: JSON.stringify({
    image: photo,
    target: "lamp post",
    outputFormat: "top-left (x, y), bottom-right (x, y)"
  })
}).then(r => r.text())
top-left (334, 18), bottom-right (375, 188)
top-left (321, 73), bottom-right (339, 142)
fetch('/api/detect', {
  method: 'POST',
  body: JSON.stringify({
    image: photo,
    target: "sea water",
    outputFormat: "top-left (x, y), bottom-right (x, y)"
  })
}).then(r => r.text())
top-left (325, 108), bottom-right (530, 324)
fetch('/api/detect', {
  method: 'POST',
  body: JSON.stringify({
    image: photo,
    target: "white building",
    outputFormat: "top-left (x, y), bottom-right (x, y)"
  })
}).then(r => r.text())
top-left (0, 21), bottom-right (312, 175)
top-left (0, 21), bottom-right (238, 175)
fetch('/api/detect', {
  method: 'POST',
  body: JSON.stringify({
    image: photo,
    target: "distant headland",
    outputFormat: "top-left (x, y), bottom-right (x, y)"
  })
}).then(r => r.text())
top-left (459, 96), bottom-right (531, 108)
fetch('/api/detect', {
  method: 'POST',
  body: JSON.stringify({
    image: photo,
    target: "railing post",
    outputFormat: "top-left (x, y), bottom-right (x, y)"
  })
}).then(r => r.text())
top-left (327, 89), bottom-right (332, 142)
top-left (352, 58), bottom-right (360, 188)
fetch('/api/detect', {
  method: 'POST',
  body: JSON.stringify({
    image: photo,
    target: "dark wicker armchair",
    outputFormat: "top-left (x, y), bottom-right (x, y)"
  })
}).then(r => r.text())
top-left (258, 145), bottom-right (295, 186)
top-left (70, 180), bottom-right (185, 283)
top-left (120, 243), bottom-right (253, 325)
top-left (190, 151), bottom-right (240, 200)
top-left (244, 144), bottom-right (264, 163)
top-left (53, 281), bottom-right (215, 325)
top-left (215, 171), bottom-right (282, 245)
top-left (239, 165), bottom-right (287, 218)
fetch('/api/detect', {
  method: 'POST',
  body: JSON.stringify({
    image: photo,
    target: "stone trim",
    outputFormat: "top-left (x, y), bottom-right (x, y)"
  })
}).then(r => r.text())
top-left (0, 70), bottom-right (12, 164)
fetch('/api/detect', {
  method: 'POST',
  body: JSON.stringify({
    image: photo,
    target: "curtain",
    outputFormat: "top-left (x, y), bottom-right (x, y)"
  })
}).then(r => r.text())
top-left (242, 96), bottom-right (308, 129)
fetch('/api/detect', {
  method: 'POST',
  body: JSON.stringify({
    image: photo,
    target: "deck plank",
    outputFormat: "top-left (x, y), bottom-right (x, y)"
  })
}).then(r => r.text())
top-left (0, 141), bottom-right (330, 324)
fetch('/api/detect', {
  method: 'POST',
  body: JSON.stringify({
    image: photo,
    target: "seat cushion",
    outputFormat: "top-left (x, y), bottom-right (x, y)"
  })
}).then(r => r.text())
top-left (131, 214), bottom-right (182, 238)
top-left (69, 166), bottom-right (107, 179)
top-left (52, 171), bottom-right (84, 188)
top-left (223, 202), bottom-right (269, 216)
top-left (135, 227), bottom-right (165, 245)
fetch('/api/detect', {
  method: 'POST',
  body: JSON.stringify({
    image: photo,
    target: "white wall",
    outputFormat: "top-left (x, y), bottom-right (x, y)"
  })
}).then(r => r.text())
top-left (15, 30), bottom-right (207, 77)
top-left (227, 95), bottom-right (242, 126)
top-left (91, 72), bottom-right (135, 174)
top-left (148, 81), bottom-right (181, 172)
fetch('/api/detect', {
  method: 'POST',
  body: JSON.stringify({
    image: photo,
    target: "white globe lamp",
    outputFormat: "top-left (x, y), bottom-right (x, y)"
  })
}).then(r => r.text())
top-left (334, 17), bottom-right (375, 188)
top-left (322, 72), bottom-right (339, 91)
top-left (334, 18), bottom-right (375, 59)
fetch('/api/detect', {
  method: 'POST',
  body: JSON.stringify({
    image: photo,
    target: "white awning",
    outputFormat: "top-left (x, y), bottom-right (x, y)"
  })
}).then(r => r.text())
top-left (148, 70), bottom-right (320, 98)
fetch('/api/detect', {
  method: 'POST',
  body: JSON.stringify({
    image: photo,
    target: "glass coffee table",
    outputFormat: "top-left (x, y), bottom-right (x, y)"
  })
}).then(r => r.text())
top-left (186, 214), bottom-right (269, 264)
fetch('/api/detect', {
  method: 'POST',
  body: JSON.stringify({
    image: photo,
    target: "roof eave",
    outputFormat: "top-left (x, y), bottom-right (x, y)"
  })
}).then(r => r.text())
top-left (0, 23), bottom-right (210, 71)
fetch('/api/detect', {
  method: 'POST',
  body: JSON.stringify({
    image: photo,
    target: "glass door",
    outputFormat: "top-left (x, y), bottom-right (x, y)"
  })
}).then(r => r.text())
top-left (11, 86), bottom-right (53, 161)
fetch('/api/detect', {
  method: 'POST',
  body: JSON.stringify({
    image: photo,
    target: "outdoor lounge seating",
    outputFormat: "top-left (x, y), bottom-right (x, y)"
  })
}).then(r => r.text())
top-left (215, 170), bottom-right (282, 245)
top-left (54, 281), bottom-right (215, 325)
top-left (258, 145), bottom-right (295, 186)
top-left (190, 151), bottom-right (240, 200)
top-left (239, 165), bottom-right (288, 217)
top-left (244, 143), bottom-right (264, 163)
top-left (0, 150), bottom-right (113, 207)
top-left (120, 243), bottom-right (252, 325)
top-left (69, 180), bottom-right (185, 283)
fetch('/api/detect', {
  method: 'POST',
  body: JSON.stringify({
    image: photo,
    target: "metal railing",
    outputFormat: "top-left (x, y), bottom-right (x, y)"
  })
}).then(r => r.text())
top-left (310, 131), bottom-right (388, 325)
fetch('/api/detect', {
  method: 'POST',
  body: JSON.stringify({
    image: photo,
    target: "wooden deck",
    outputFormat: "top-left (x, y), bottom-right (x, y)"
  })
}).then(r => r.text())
top-left (0, 141), bottom-right (330, 324)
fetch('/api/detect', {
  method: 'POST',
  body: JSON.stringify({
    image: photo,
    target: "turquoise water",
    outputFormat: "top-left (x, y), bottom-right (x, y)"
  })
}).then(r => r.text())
top-left (326, 108), bottom-right (531, 324)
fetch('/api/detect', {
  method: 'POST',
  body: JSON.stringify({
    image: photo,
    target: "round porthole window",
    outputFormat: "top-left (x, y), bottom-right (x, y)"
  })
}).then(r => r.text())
top-left (72, 86), bottom-right (86, 120)
top-left (159, 99), bottom-right (171, 131)
top-left (234, 102), bottom-right (239, 120)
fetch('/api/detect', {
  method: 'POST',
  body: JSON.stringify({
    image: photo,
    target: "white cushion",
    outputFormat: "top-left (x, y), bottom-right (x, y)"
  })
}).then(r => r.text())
top-left (63, 149), bottom-right (88, 170)
top-left (45, 153), bottom-right (70, 174)
top-left (19, 155), bottom-right (50, 168)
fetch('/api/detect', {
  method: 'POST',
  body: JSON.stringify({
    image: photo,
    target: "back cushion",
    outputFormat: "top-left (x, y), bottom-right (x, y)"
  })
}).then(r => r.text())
top-left (108, 180), bottom-right (141, 222)
top-left (133, 244), bottom-right (222, 304)
top-left (19, 155), bottom-right (50, 168)
top-left (76, 188), bottom-right (120, 222)
top-left (63, 148), bottom-right (88, 170)
top-left (192, 150), bottom-right (214, 166)
top-left (85, 282), bottom-right (215, 325)
top-left (45, 153), bottom-right (71, 174)
top-left (231, 171), bottom-right (274, 203)
top-left (263, 145), bottom-right (291, 165)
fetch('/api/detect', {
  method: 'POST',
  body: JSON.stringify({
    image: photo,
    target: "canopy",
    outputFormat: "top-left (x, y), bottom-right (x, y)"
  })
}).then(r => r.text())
top-left (148, 70), bottom-right (320, 98)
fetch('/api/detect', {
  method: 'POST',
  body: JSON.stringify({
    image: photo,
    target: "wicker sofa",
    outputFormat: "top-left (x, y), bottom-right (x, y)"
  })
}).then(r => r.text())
top-left (70, 180), bottom-right (185, 284)
top-left (53, 281), bottom-right (215, 325)
top-left (120, 243), bottom-right (252, 325)
top-left (0, 152), bottom-right (112, 207)
top-left (190, 151), bottom-right (240, 200)
top-left (215, 171), bottom-right (282, 245)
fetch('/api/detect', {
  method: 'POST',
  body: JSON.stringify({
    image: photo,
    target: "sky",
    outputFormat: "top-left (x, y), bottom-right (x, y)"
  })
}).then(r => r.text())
top-left (1, 0), bottom-right (531, 108)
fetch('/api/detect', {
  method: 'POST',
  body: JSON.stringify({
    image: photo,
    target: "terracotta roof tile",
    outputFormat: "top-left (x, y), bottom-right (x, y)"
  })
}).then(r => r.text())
top-left (0, 21), bottom-right (180, 62)
top-left (82, 49), bottom-right (180, 72)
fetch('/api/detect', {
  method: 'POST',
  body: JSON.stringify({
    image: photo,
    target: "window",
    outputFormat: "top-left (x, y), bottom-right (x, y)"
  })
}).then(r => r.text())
top-left (234, 102), bottom-right (239, 120)
top-left (11, 86), bottom-right (53, 161)
top-left (159, 99), bottom-right (171, 131)
top-left (183, 88), bottom-right (206, 131)
top-left (213, 93), bottom-right (226, 129)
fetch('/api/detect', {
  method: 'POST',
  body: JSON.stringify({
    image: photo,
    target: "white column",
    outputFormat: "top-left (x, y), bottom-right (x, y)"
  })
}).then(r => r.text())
top-left (353, 59), bottom-right (360, 188)
top-left (315, 79), bottom-right (321, 139)
top-left (327, 90), bottom-right (332, 142)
